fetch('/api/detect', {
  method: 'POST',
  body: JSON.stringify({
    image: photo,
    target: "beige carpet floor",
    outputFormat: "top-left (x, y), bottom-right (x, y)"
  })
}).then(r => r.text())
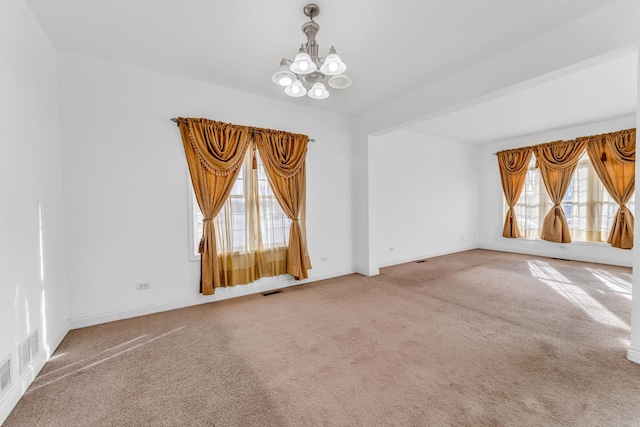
top-left (4, 249), bottom-right (640, 426)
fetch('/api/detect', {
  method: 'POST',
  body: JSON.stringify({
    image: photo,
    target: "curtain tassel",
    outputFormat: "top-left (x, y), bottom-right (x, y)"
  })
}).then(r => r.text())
top-left (198, 238), bottom-right (205, 254)
top-left (601, 152), bottom-right (607, 162)
top-left (252, 144), bottom-right (258, 170)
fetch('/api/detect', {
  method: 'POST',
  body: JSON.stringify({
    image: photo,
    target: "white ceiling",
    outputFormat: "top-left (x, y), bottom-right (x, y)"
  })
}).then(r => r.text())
top-left (410, 52), bottom-right (638, 143)
top-left (25, 0), bottom-right (636, 142)
top-left (26, 1), bottom-right (626, 112)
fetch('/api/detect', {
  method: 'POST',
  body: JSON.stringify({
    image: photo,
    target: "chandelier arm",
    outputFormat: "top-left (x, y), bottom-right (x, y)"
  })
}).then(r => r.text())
top-left (317, 48), bottom-right (333, 63)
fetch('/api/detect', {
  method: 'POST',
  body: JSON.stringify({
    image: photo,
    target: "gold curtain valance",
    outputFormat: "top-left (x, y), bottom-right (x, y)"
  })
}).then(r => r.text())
top-left (577, 128), bottom-right (636, 164)
top-left (256, 130), bottom-right (308, 178)
top-left (496, 146), bottom-right (533, 176)
top-left (496, 129), bottom-right (635, 157)
top-left (534, 139), bottom-right (587, 171)
top-left (182, 118), bottom-right (251, 176)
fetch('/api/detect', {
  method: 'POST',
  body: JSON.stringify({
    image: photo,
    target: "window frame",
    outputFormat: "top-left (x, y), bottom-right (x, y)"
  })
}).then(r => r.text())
top-left (187, 172), bottom-right (201, 262)
top-left (186, 151), bottom-right (292, 262)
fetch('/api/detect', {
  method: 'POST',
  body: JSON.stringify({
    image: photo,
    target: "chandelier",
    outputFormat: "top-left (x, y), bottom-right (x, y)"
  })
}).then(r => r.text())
top-left (272, 4), bottom-right (351, 100)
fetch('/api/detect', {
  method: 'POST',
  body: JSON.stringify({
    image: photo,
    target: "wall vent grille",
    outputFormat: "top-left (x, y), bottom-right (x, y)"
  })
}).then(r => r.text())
top-left (30, 331), bottom-right (40, 361)
top-left (0, 356), bottom-right (11, 396)
top-left (18, 330), bottom-right (40, 376)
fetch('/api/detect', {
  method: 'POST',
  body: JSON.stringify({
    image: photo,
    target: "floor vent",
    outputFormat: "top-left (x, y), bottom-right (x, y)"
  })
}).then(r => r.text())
top-left (0, 356), bottom-right (11, 396)
top-left (415, 260), bottom-right (427, 263)
top-left (261, 289), bottom-right (283, 296)
top-left (18, 330), bottom-right (39, 376)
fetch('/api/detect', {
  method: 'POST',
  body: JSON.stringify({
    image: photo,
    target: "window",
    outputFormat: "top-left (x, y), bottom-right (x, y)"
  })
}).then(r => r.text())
top-left (509, 152), bottom-right (635, 243)
top-left (512, 156), bottom-right (550, 239)
top-left (189, 148), bottom-right (290, 258)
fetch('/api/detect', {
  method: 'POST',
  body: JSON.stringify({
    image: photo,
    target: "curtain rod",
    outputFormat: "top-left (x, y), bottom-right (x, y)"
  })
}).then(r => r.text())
top-left (170, 118), bottom-right (315, 142)
top-left (492, 127), bottom-right (636, 155)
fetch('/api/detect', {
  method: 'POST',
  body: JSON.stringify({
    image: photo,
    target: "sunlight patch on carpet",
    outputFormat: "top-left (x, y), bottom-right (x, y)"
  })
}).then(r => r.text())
top-left (528, 260), bottom-right (629, 331)
top-left (587, 268), bottom-right (632, 300)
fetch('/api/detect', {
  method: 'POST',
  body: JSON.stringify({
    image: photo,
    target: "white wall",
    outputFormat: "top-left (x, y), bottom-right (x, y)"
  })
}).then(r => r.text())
top-left (478, 115), bottom-right (636, 267)
top-left (371, 130), bottom-right (479, 267)
top-left (627, 31), bottom-right (640, 365)
top-left (0, 0), bottom-right (69, 423)
top-left (56, 52), bottom-right (355, 326)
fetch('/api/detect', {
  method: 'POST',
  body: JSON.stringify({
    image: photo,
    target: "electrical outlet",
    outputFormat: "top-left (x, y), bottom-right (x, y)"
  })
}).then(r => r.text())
top-left (559, 245), bottom-right (566, 250)
top-left (320, 257), bottom-right (328, 262)
top-left (389, 247), bottom-right (395, 252)
top-left (136, 282), bottom-right (151, 290)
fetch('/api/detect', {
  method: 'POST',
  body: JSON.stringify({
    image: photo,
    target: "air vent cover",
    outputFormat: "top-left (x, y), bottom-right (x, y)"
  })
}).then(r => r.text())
top-left (18, 330), bottom-right (39, 375)
top-left (0, 356), bottom-right (11, 395)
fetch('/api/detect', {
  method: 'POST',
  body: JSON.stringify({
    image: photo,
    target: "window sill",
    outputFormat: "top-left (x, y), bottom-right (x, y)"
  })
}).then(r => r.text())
top-left (509, 237), bottom-right (612, 248)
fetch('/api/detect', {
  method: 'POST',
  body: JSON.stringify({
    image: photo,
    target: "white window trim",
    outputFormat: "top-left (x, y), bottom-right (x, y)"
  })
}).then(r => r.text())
top-left (186, 173), bottom-right (200, 262)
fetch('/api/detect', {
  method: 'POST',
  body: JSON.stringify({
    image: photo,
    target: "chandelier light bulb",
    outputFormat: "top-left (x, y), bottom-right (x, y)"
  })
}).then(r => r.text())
top-left (272, 60), bottom-right (297, 87)
top-left (280, 76), bottom-right (293, 86)
top-left (308, 82), bottom-right (329, 99)
top-left (319, 51), bottom-right (346, 76)
top-left (290, 51), bottom-right (317, 75)
top-left (284, 79), bottom-right (307, 97)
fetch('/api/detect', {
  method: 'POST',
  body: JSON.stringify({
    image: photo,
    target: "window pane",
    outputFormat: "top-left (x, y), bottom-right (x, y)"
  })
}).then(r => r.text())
top-left (513, 155), bottom-right (543, 239)
top-left (256, 154), bottom-right (291, 249)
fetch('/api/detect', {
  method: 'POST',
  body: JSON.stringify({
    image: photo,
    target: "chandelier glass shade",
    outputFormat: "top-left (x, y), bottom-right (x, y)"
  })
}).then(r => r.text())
top-left (272, 4), bottom-right (351, 99)
top-left (284, 80), bottom-right (307, 97)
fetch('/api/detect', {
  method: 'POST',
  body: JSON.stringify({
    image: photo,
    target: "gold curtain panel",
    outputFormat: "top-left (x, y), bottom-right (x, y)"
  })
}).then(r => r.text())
top-left (496, 147), bottom-right (534, 238)
top-left (176, 117), bottom-right (312, 295)
top-left (580, 128), bottom-right (636, 249)
top-left (535, 139), bottom-right (587, 243)
top-left (256, 131), bottom-right (312, 280)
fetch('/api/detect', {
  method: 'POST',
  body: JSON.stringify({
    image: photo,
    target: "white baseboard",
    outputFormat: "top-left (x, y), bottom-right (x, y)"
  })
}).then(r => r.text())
top-left (478, 244), bottom-right (632, 268)
top-left (0, 320), bottom-right (69, 426)
top-left (627, 347), bottom-right (640, 364)
top-left (377, 245), bottom-right (480, 269)
top-left (69, 269), bottom-right (355, 330)
top-left (355, 267), bottom-right (380, 277)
